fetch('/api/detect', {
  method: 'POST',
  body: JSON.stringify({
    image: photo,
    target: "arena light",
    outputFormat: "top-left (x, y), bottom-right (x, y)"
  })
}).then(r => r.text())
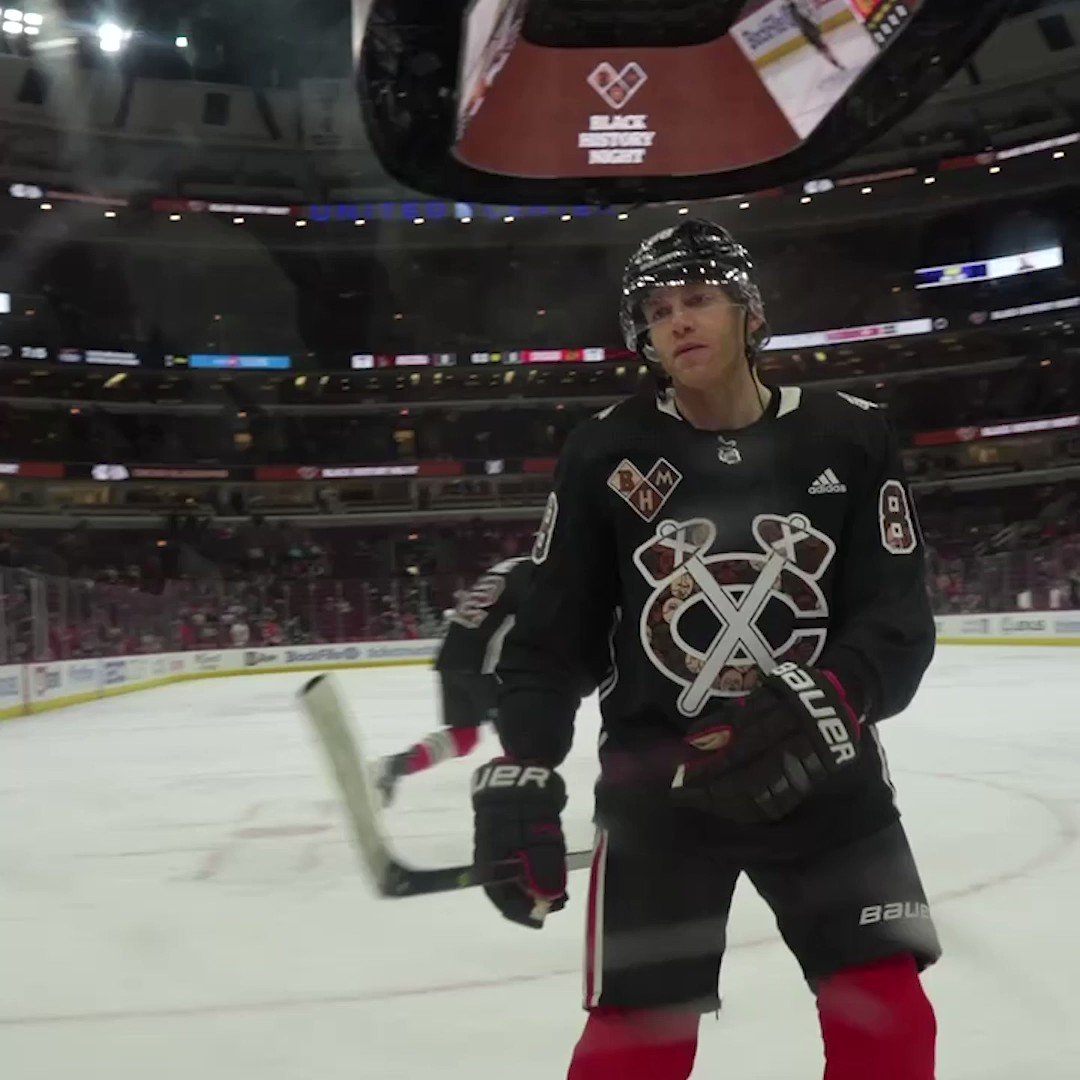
top-left (560, 213), bottom-right (571, 221)
top-left (169, 213), bottom-right (181, 221)
top-left (800, 196), bottom-right (812, 204)
top-left (103, 209), bottom-right (116, 218)
top-left (39, 202), bottom-right (51, 210)
top-left (861, 186), bottom-right (873, 194)
top-left (354, 218), bottom-right (365, 225)
top-left (175, 35), bottom-right (188, 48)
top-left (233, 216), bottom-right (244, 224)
top-left (460, 216), bottom-right (472, 223)
top-left (0, 9), bottom-right (36, 33)
top-left (98, 22), bottom-right (130, 54)
top-left (295, 219), bottom-right (307, 227)
top-left (924, 176), bottom-right (936, 184)
top-left (617, 212), bottom-right (629, 220)
top-left (989, 165), bottom-right (1001, 174)
top-left (1053, 151), bottom-right (1066, 160)
top-left (413, 216), bottom-right (425, 224)
top-left (502, 215), bottom-right (514, 222)
top-left (739, 201), bottom-right (750, 209)
top-left (677, 207), bottom-right (689, 215)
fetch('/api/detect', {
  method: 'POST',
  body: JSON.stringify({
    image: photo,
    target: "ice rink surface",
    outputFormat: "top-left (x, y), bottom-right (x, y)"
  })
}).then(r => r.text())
top-left (750, 16), bottom-right (878, 139)
top-left (2, 646), bottom-right (1078, 1079)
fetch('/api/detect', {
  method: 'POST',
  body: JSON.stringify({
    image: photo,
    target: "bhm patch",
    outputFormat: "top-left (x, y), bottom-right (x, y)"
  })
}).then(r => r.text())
top-left (607, 457), bottom-right (682, 522)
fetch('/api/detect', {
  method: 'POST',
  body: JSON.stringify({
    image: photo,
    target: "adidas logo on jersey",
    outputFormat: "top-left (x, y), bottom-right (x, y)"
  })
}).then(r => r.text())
top-left (808, 469), bottom-right (847, 495)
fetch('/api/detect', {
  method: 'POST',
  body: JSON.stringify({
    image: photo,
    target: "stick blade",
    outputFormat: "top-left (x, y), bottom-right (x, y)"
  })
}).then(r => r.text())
top-left (299, 672), bottom-right (596, 899)
top-left (298, 672), bottom-right (393, 894)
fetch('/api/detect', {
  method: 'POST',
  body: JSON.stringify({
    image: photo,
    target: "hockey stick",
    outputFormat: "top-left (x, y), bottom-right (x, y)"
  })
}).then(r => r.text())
top-left (298, 672), bottom-right (592, 897)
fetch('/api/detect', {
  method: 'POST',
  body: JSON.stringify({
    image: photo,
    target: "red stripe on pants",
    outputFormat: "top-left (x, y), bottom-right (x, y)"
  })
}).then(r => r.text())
top-left (582, 830), bottom-right (608, 1009)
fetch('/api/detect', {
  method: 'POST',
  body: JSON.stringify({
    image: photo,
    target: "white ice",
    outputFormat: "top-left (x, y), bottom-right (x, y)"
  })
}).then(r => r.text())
top-left (2, 646), bottom-right (1078, 1079)
top-left (753, 19), bottom-right (879, 140)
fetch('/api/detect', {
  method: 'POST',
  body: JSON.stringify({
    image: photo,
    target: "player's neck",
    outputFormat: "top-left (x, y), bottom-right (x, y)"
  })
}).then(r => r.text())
top-left (670, 370), bottom-right (772, 432)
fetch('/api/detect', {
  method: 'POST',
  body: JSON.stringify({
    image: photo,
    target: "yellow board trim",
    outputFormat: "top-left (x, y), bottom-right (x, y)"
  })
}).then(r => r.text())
top-left (3, 657), bottom-right (434, 720)
top-left (937, 637), bottom-right (1080, 647)
top-left (191, 658), bottom-right (433, 680)
top-left (25, 688), bottom-right (101, 714)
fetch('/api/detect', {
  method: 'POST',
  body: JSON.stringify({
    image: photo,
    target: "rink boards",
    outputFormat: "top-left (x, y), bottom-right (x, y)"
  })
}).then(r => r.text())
top-left (933, 610), bottom-right (1080, 647)
top-left (3, 608), bottom-right (1078, 721)
top-left (0, 639), bottom-right (440, 720)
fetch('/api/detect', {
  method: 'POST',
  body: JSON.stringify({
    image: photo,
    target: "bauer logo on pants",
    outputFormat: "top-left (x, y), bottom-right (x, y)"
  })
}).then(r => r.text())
top-left (859, 902), bottom-right (931, 926)
top-left (633, 513), bottom-right (836, 716)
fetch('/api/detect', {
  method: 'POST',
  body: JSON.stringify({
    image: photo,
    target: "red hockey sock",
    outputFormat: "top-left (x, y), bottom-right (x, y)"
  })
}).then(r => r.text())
top-left (817, 954), bottom-right (936, 1080)
top-left (405, 727), bottom-right (480, 774)
top-left (567, 1007), bottom-right (699, 1080)
top-left (405, 744), bottom-right (434, 773)
top-left (449, 726), bottom-right (480, 756)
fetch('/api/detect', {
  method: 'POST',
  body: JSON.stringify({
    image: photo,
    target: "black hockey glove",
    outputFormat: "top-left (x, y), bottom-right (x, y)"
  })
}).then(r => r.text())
top-left (671, 662), bottom-right (862, 824)
top-left (471, 758), bottom-right (568, 929)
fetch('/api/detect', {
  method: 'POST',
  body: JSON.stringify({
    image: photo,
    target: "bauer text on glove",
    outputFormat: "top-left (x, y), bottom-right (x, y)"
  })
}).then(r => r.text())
top-left (472, 759), bottom-right (568, 928)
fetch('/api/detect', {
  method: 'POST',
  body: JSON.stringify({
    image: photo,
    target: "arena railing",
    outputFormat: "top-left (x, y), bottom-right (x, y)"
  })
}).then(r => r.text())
top-left (0, 569), bottom-right (470, 664)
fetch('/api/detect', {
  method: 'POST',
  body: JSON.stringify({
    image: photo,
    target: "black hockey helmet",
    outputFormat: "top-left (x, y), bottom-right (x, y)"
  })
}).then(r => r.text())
top-left (619, 219), bottom-right (768, 370)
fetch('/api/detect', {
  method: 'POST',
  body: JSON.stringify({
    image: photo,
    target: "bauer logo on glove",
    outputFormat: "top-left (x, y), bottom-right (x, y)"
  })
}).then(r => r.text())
top-left (472, 757), bottom-right (569, 928)
top-left (472, 762), bottom-right (557, 792)
top-left (672, 662), bottom-right (863, 823)
top-left (770, 662), bottom-right (858, 767)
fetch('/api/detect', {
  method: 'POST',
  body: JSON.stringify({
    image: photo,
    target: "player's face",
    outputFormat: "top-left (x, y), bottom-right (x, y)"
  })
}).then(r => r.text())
top-left (643, 284), bottom-right (756, 390)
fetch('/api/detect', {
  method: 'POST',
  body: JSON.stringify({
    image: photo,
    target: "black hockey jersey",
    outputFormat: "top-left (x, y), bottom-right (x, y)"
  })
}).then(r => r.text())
top-left (496, 386), bottom-right (935, 846)
top-left (436, 556), bottom-right (534, 675)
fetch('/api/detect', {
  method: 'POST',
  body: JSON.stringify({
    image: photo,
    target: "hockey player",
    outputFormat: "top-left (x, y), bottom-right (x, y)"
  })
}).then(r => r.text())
top-left (471, 220), bottom-right (940, 1079)
top-left (375, 556), bottom-right (531, 805)
top-left (786, 0), bottom-right (846, 70)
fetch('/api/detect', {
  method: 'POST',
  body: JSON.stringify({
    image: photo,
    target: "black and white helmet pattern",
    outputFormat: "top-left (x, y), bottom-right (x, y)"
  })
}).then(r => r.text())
top-left (619, 219), bottom-right (767, 365)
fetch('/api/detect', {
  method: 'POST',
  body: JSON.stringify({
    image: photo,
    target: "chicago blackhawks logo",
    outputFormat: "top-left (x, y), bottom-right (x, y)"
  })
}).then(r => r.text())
top-left (633, 514), bottom-right (836, 717)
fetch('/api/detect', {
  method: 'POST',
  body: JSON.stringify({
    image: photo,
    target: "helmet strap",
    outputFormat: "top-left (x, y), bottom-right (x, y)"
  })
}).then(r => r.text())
top-left (744, 309), bottom-right (768, 420)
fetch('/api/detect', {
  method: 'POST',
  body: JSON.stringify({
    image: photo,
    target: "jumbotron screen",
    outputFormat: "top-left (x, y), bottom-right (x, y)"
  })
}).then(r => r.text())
top-left (454, 0), bottom-right (922, 179)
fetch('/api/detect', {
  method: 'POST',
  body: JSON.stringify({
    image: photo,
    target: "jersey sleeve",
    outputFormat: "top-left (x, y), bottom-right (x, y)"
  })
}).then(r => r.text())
top-left (496, 426), bottom-right (618, 766)
top-left (435, 560), bottom-right (525, 676)
top-left (819, 412), bottom-right (935, 722)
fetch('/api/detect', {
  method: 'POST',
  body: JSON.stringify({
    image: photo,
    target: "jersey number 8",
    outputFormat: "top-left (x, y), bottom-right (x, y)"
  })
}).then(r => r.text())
top-left (879, 480), bottom-right (917, 555)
